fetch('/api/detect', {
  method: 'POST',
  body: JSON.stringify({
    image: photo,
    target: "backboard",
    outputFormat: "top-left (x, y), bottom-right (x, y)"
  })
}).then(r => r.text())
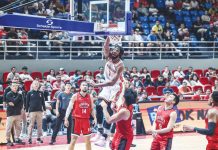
top-left (73, 0), bottom-right (131, 35)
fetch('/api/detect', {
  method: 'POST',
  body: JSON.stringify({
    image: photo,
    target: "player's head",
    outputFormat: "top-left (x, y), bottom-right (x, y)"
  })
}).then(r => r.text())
top-left (124, 88), bottom-right (137, 106)
top-left (110, 44), bottom-right (124, 59)
top-left (80, 81), bottom-right (88, 93)
top-left (209, 91), bottom-right (218, 106)
top-left (164, 93), bottom-right (180, 107)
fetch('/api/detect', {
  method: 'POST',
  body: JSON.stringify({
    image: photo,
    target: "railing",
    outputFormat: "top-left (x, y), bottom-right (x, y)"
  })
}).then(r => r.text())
top-left (0, 39), bottom-right (217, 60)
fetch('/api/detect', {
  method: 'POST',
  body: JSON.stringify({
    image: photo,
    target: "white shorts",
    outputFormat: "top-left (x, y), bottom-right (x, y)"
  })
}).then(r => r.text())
top-left (98, 82), bottom-right (125, 107)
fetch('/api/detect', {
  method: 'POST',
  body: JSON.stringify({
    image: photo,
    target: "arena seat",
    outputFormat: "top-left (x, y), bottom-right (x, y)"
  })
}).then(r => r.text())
top-left (43, 71), bottom-right (50, 78)
top-left (93, 70), bottom-right (100, 79)
top-left (31, 72), bottom-right (43, 80)
top-left (69, 71), bottom-right (75, 76)
top-left (170, 86), bottom-right (179, 94)
top-left (151, 70), bottom-right (160, 79)
top-left (209, 77), bottom-right (217, 86)
top-left (192, 85), bottom-right (203, 92)
top-left (199, 77), bottom-right (210, 85)
top-left (157, 86), bottom-right (165, 96)
top-left (50, 89), bottom-right (58, 100)
top-left (204, 85), bottom-right (212, 92)
top-left (145, 86), bottom-right (156, 96)
top-left (24, 80), bottom-right (33, 91)
top-left (3, 72), bottom-right (9, 83)
top-left (194, 69), bottom-right (203, 77)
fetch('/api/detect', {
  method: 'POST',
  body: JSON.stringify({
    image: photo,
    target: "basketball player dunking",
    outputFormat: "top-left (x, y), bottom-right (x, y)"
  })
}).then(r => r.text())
top-left (183, 91), bottom-right (218, 150)
top-left (64, 81), bottom-right (97, 150)
top-left (90, 36), bottom-right (125, 147)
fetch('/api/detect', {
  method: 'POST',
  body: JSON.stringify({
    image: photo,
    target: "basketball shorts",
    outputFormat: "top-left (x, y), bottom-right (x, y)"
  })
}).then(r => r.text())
top-left (98, 82), bottom-right (125, 107)
top-left (151, 136), bottom-right (173, 150)
top-left (72, 117), bottom-right (91, 136)
top-left (111, 132), bottom-right (133, 150)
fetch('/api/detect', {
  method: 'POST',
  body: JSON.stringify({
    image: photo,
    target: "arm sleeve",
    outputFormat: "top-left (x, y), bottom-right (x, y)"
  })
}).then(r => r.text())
top-left (13, 94), bottom-right (22, 105)
top-left (5, 92), bottom-right (13, 103)
top-left (194, 122), bottom-right (216, 136)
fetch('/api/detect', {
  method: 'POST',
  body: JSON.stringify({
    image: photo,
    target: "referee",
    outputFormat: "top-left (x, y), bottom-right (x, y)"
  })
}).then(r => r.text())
top-left (49, 83), bottom-right (74, 145)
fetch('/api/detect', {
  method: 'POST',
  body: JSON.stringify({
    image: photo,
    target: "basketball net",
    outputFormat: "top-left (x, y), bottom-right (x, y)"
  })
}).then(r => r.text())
top-left (95, 22), bottom-right (122, 45)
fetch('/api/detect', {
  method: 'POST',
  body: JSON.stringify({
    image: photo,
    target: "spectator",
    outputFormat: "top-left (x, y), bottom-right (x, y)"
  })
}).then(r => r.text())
top-left (165, 0), bottom-right (174, 10)
top-left (201, 11), bottom-right (210, 23)
top-left (5, 83), bottom-right (24, 146)
top-left (152, 21), bottom-right (163, 40)
top-left (84, 70), bottom-right (94, 81)
top-left (163, 82), bottom-right (174, 94)
top-left (58, 68), bottom-right (69, 81)
top-left (203, 89), bottom-right (211, 100)
top-left (174, 66), bottom-right (185, 79)
top-left (131, 75), bottom-right (143, 88)
top-left (139, 67), bottom-right (151, 79)
top-left (138, 90), bottom-right (151, 103)
top-left (147, 30), bottom-right (160, 55)
top-left (178, 81), bottom-right (193, 95)
top-left (143, 75), bottom-right (154, 87)
top-left (123, 67), bottom-right (131, 80)
top-left (96, 67), bottom-right (105, 81)
top-left (213, 80), bottom-right (218, 91)
top-left (154, 75), bottom-right (166, 87)
top-left (6, 67), bottom-right (20, 83)
top-left (134, 23), bottom-right (144, 35)
top-left (169, 76), bottom-right (181, 87)
top-left (19, 66), bottom-right (33, 82)
top-left (26, 80), bottom-right (46, 144)
top-left (190, 0), bottom-right (199, 10)
top-left (6, 28), bottom-right (18, 56)
top-left (188, 74), bottom-right (202, 86)
top-left (133, 29), bottom-right (144, 55)
top-left (185, 66), bottom-right (195, 80)
top-left (138, 3), bottom-right (149, 16)
top-left (69, 70), bottom-right (83, 87)
top-left (182, 0), bottom-right (191, 10)
top-left (148, 3), bottom-right (158, 15)
top-left (42, 101), bottom-right (57, 136)
top-left (53, 75), bottom-right (65, 90)
top-left (88, 85), bottom-right (97, 98)
top-left (192, 88), bottom-right (202, 100)
top-left (162, 66), bottom-right (172, 80)
top-left (205, 67), bottom-right (217, 78)
top-left (131, 66), bottom-right (139, 78)
top-left (47, 69), bottom-right (56, 83)
top-left (40, 84), bottom-right (49, 101)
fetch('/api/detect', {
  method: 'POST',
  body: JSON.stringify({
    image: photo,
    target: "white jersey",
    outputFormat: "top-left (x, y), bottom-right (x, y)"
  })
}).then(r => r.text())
top-left (104, 59), bottom-right (124, 84)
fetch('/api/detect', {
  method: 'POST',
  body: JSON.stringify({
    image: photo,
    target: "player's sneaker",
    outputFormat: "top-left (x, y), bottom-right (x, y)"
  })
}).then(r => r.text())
top-left (36, 138), bottom-right (43, 144)
top-left (90, 133), bottom-right (101, 142)
top-left (94, 136), bottom-right (106, 147)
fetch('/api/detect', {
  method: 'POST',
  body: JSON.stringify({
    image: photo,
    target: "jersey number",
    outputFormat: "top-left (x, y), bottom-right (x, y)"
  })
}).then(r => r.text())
top-left (82, 109), bottom-right (87, 114)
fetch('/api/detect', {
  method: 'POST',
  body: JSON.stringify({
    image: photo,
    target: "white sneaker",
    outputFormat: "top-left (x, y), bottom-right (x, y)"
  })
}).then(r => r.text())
top-left (43, 132), bottom-right (47, 137)
top-left (94, 136), bottom-right (106, 147)
top-left (90, 133), bottom-right (101, 142)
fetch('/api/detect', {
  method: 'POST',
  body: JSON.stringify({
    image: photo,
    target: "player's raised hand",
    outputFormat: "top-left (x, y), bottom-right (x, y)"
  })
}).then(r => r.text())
top-left (183, 125), bottom-right (195, 132)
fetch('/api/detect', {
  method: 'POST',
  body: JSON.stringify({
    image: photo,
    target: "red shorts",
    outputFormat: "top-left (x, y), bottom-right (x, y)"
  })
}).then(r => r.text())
top-left (151, 136), bottom-right (173, 150)
top-left (206, 141), bottom-right (218, 150)
top-left (111, 132), bottom-right (133, 150)
top-left (72, 117), bottom-right (91, 136)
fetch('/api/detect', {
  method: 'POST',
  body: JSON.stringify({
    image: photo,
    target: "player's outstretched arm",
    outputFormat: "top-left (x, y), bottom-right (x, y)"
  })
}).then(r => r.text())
top-left (183, 109), bottom-right (217, 136)
top-left (101, 101), bottom-right (130, 124)
top-left (103, 36), bottom-right (110, 59)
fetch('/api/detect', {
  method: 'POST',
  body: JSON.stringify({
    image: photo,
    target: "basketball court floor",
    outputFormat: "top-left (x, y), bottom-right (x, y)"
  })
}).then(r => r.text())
top-left (2, 133), bottom-right (206, 150)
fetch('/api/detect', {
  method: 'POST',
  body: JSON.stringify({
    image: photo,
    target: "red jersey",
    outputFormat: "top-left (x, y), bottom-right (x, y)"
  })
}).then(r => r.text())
top-left (72, 93), bottom-right (92, 119)
top-left (155, 106), bottom-right (175, 138)
top-left (205, 107), bottom-right (218, 143)
top-left (116, 105), bottom-right (133, 138)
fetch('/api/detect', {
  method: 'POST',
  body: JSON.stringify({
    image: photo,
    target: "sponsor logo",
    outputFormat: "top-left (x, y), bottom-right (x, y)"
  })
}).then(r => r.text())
top-left (36, 19), bottom-right (62, 30)
top-left (79, 103), bottom-right (90, 109)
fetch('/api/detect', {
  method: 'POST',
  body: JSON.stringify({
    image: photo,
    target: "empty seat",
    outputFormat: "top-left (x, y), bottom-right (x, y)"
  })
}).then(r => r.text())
top-left (145, 86), bottom-right (156, 96)
top-left (204, 85), bottom-right (212, 92)
top-left (31, 72), bottom-right (42, 80)
top-left (24, 80), bottom-right (33, 91)
top-left (194, 69), bottom-right (203, 77)
top-left (157, 86), bottom-right (165, 96)
top-left (3, 72), bottom-right (9, 83)
top-left (199, 77), bottom-right (210, 85)
top-left (192, 85), bottom-right (203, 92)
top-left (151, 70), bottom-right (160, 79)
top-left (170, 86), bottom-right (179, 94)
